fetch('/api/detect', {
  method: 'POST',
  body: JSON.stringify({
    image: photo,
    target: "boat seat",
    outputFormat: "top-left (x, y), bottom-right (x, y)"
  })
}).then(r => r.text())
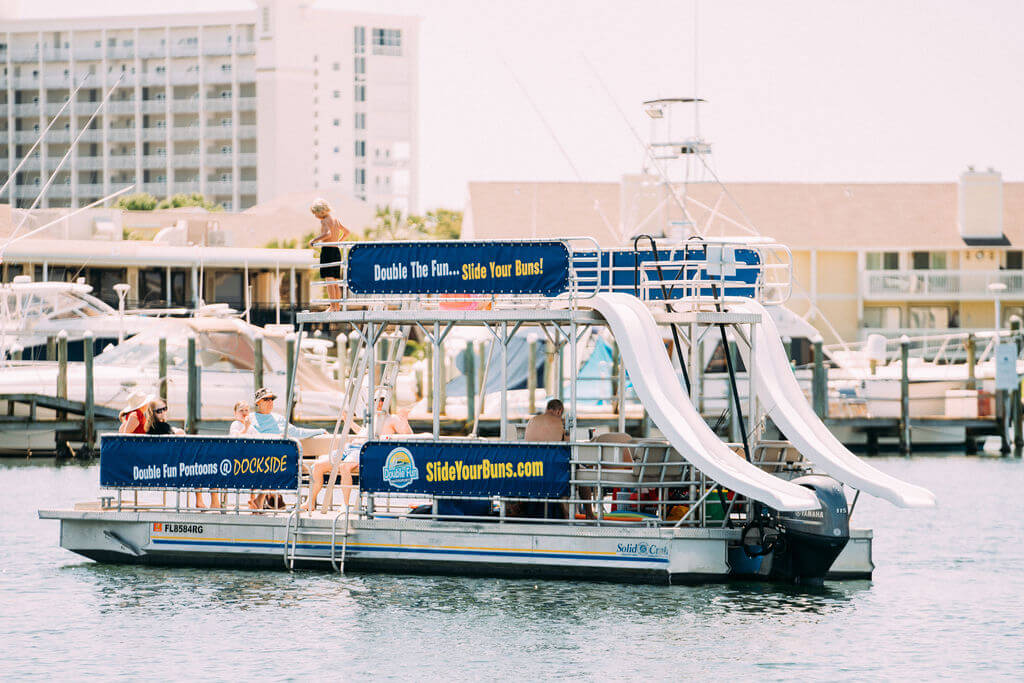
top-left (632, 439), bottom-right (686, 482)
top-left (573, 432), bottom-right (637, 485)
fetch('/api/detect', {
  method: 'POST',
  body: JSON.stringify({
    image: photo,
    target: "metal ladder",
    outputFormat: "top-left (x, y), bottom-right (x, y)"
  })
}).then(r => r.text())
top-left (314, 321), bottom-right (409, 514)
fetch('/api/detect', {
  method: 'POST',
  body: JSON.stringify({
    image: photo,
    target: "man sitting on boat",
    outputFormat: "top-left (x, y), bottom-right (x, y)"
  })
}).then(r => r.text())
top-left (251, 387), bottom-right (327, 439)
top-left (524, 399), bottom-right (567, 442)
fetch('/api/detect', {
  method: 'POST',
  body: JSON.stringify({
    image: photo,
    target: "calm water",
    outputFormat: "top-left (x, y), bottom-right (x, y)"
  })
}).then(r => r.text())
top-left (1, 455), bottom-right (1022, 680)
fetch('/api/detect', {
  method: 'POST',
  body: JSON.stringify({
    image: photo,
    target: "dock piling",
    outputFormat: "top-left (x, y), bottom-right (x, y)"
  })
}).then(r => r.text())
top-left (464, 343), bottom-right (476, 426)
top-left (253, 333), bottom-right (264, 393)
top-left (335, 332), bottom-right (347, 383)
top-left (158, 337), bottom-right (168, 401)
top-left (527, 337), bottom-right (538, 416)
top-left (186, 334), bottom-right (198, 434)
top-left (47, 335), bottom-right (56, 362)
top-left (56, 330), bottom-right (68, 421)
top-left (966, 333), bottom-right (977, 391)
top-left (812, 338), bottom-right (827, 419)
top-left (899, 335), bottom-right (911, 455)
top-left (286, 333), bottom-right (296, 422)
top-left (83, 330), bottom-right (95, 452)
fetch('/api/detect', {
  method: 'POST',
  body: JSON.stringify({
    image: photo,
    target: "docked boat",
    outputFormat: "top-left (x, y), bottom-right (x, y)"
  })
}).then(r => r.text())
top-left (40, 235), bottom-right (934, 584)
top-left (0, 311), bottom-right (345, 452)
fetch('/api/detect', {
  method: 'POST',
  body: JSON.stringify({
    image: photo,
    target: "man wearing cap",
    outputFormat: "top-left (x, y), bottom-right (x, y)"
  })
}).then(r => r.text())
top-left (251, 387), bottom-right (327, 439)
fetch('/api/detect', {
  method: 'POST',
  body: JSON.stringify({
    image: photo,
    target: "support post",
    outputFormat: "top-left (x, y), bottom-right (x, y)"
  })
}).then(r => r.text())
top-left (426, 343), bottom-right (434, 416)
top-left (696, 333), bottom-right (705, 415)
top-left (464, 342), bottom-right (476, 428)
top-left (812, 337), bottom-right (827, 419)
top-left (285, 333), bottom-right (296, 422)
top-left (83, 330), bottom-right (95, 452)
top-left (186, 334), bottom-right (198, 434)
top-left (900, 335), bottom-right (911, 455)
top-left (557, 341), bottom-right (565, 401)
top-left (728, 340), bottom-right (741, 443)
top-left (439, 336), bottom-right (447, 417)
top-left (158, 337), bottom-right (168, 401)
top-left (527, 336), bottom-right (538, 416)
top-left (253, 333), bottom-right (264, 393)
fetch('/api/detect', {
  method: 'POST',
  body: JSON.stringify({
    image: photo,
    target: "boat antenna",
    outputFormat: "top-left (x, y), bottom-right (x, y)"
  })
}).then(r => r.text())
top-left (3, 72), bottom-right (127, 247)
top-left (0, 72), bottom-right (91, 200)
top-left (581, 56), bottom-right (698, 235)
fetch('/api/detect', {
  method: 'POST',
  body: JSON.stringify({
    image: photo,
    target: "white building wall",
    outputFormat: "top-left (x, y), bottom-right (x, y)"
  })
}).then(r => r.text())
top-left (0, 1), bottom-right (418, 213)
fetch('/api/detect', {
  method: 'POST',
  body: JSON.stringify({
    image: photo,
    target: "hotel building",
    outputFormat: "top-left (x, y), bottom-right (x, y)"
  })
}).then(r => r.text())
top-left (0, 0), bottom-right (419, 212)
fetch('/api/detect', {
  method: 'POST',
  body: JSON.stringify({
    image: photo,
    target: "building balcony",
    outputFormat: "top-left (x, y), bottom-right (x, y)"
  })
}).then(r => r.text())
top-left (238, 152), bottom-right (257, 166)
top-left (142, 182), bottom-right (171, 195)
top-left (141, 100), bottom-right (167, 114)
top-left (204, 98), bottom-right (234, 112)
top-left (863, 269), bottom-right (1024, 301)
top-left (107, 101), bottom-right (137, 115)
top-left (74, 156), bottom-right (104, 170)
top-left (172, 126), bottom-right (200, 140)
top-left (107, 155), bottom-right (136, 169)
top-left (206, 153), bottom-right (234, 168)
top-left (172, 182), bottom-right (200, 193)
top-left (173, 154), bottom-right (201, 167)
top-left (142, 127), bottom-right (169, 141)
top-left (141, 155), bottom-right (167, 169)
top-left (171, 98), bottom-right (201, 113)
top-left (107, 128), bottom-right (137, 142)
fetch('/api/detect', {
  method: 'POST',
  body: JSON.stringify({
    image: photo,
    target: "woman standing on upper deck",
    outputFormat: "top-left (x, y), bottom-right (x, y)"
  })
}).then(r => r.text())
top-left (309, 198), bottom-right (351, 313)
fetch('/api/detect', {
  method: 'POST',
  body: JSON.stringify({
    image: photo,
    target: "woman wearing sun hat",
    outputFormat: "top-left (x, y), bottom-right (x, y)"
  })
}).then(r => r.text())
top-left (118, 390), bottom-right (152, 434)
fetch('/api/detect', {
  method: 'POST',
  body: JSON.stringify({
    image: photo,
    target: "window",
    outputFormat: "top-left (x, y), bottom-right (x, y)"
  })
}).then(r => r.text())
top-left (333, 146), bottom-right (339, 153)
top-left (354, 168), bottom-right (366, 185)
top-left (863, 306), bottom-right (901, 329)
top-left (1006, 251), bottom-right (1023, 270)
top-left (354, 57), bottom-right (365, 75)
top-left (371, 28), bottom-right (402, 55)
top-left (332, 62), bottom-right (340, 71)
top-left (911, 251), bottom-right (947, 270)
top-left (333, 90), bottom-right (340, 99)
top-left (333, 119), bottom-right (339, 127)
top-left (354, 26), bottom-right (366, 53)
top-left (354, 113), bottom-right (366, 129)
top-left (865, 251), bottom-right (898, 270)
top-left (354, 84), bottom-right (365, 102)
top-left (354, 140), bottom-right (365, 157)
top-left (221, 64), bottom-right (231, 72)
top-left (333, 173), bottom-right (340, 182)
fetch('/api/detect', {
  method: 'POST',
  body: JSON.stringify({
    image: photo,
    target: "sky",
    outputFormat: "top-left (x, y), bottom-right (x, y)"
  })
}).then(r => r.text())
top-left (16, 0), bottom-right (1024, 210)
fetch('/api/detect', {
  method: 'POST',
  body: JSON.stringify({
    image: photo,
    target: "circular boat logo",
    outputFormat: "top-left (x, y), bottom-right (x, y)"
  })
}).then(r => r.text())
top-left (382, 447), bottom-right (419, 489)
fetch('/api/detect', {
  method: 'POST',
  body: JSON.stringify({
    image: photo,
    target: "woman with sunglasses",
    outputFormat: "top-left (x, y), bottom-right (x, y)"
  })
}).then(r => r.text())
top-left (144, 399), bottom-right (215, 507)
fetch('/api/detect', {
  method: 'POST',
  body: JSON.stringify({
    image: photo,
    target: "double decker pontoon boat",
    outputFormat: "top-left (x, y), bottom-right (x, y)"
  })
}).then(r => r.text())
top-left (40, 236), bottom-right (934, 584)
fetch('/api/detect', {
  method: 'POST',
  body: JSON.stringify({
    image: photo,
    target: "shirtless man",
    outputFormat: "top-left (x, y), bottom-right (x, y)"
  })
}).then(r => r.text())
top-left (379, 403), bottom-right (413, 437)
top-left (309, 198), bottom-right (351, 312)
top-left (524, 398), bottom-right (567, 442)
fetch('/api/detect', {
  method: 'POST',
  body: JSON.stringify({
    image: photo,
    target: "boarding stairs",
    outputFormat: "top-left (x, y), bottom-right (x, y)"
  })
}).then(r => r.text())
top-left (286, 312), bottom-right (410, 571)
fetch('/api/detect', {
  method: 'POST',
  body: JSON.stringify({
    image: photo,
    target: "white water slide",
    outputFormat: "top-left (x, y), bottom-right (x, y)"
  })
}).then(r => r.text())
top-left (591, 293), bottom-right (820, 512)
top-left (733, 300), bottom-right (936, 508)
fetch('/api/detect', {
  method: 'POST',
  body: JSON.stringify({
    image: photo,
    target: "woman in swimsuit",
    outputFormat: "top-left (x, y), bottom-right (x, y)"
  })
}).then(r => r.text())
top-left (309, 198), bottom-right (351, 312)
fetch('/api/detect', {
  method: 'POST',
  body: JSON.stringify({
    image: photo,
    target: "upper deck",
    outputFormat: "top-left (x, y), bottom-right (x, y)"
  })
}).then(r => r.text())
top-left (297, 236), bottom-right (794, 325)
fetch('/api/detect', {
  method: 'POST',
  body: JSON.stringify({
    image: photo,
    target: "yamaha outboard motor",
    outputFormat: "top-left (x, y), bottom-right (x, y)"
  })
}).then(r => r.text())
top-left (737, 474), bottom-right (850, 585)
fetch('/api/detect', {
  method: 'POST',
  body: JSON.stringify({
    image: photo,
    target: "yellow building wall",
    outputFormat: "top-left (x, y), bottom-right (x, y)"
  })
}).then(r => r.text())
top-left (811, 299), bottom-right (859, 345)
top-left (961, 301), bottom-right (996, 328)
top-left (816, 251), bottom-right (858, 296)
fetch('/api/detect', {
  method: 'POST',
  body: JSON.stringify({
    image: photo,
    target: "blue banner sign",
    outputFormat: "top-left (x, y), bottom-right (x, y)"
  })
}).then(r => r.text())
top-left (100, 435), bottom-right (300, 490)
top-left (346, 241), bottom-right (570, 296)
top-left (360, 440), bottom-right (570, 498)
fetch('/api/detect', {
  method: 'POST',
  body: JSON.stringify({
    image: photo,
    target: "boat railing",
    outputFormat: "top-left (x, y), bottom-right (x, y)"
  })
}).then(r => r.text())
top-left (307, 237), bottom-right (793, 311)
top-left (825, 328), bottom-right (1022, 368)
top-left (92, 434), bottom-right (753, 528)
